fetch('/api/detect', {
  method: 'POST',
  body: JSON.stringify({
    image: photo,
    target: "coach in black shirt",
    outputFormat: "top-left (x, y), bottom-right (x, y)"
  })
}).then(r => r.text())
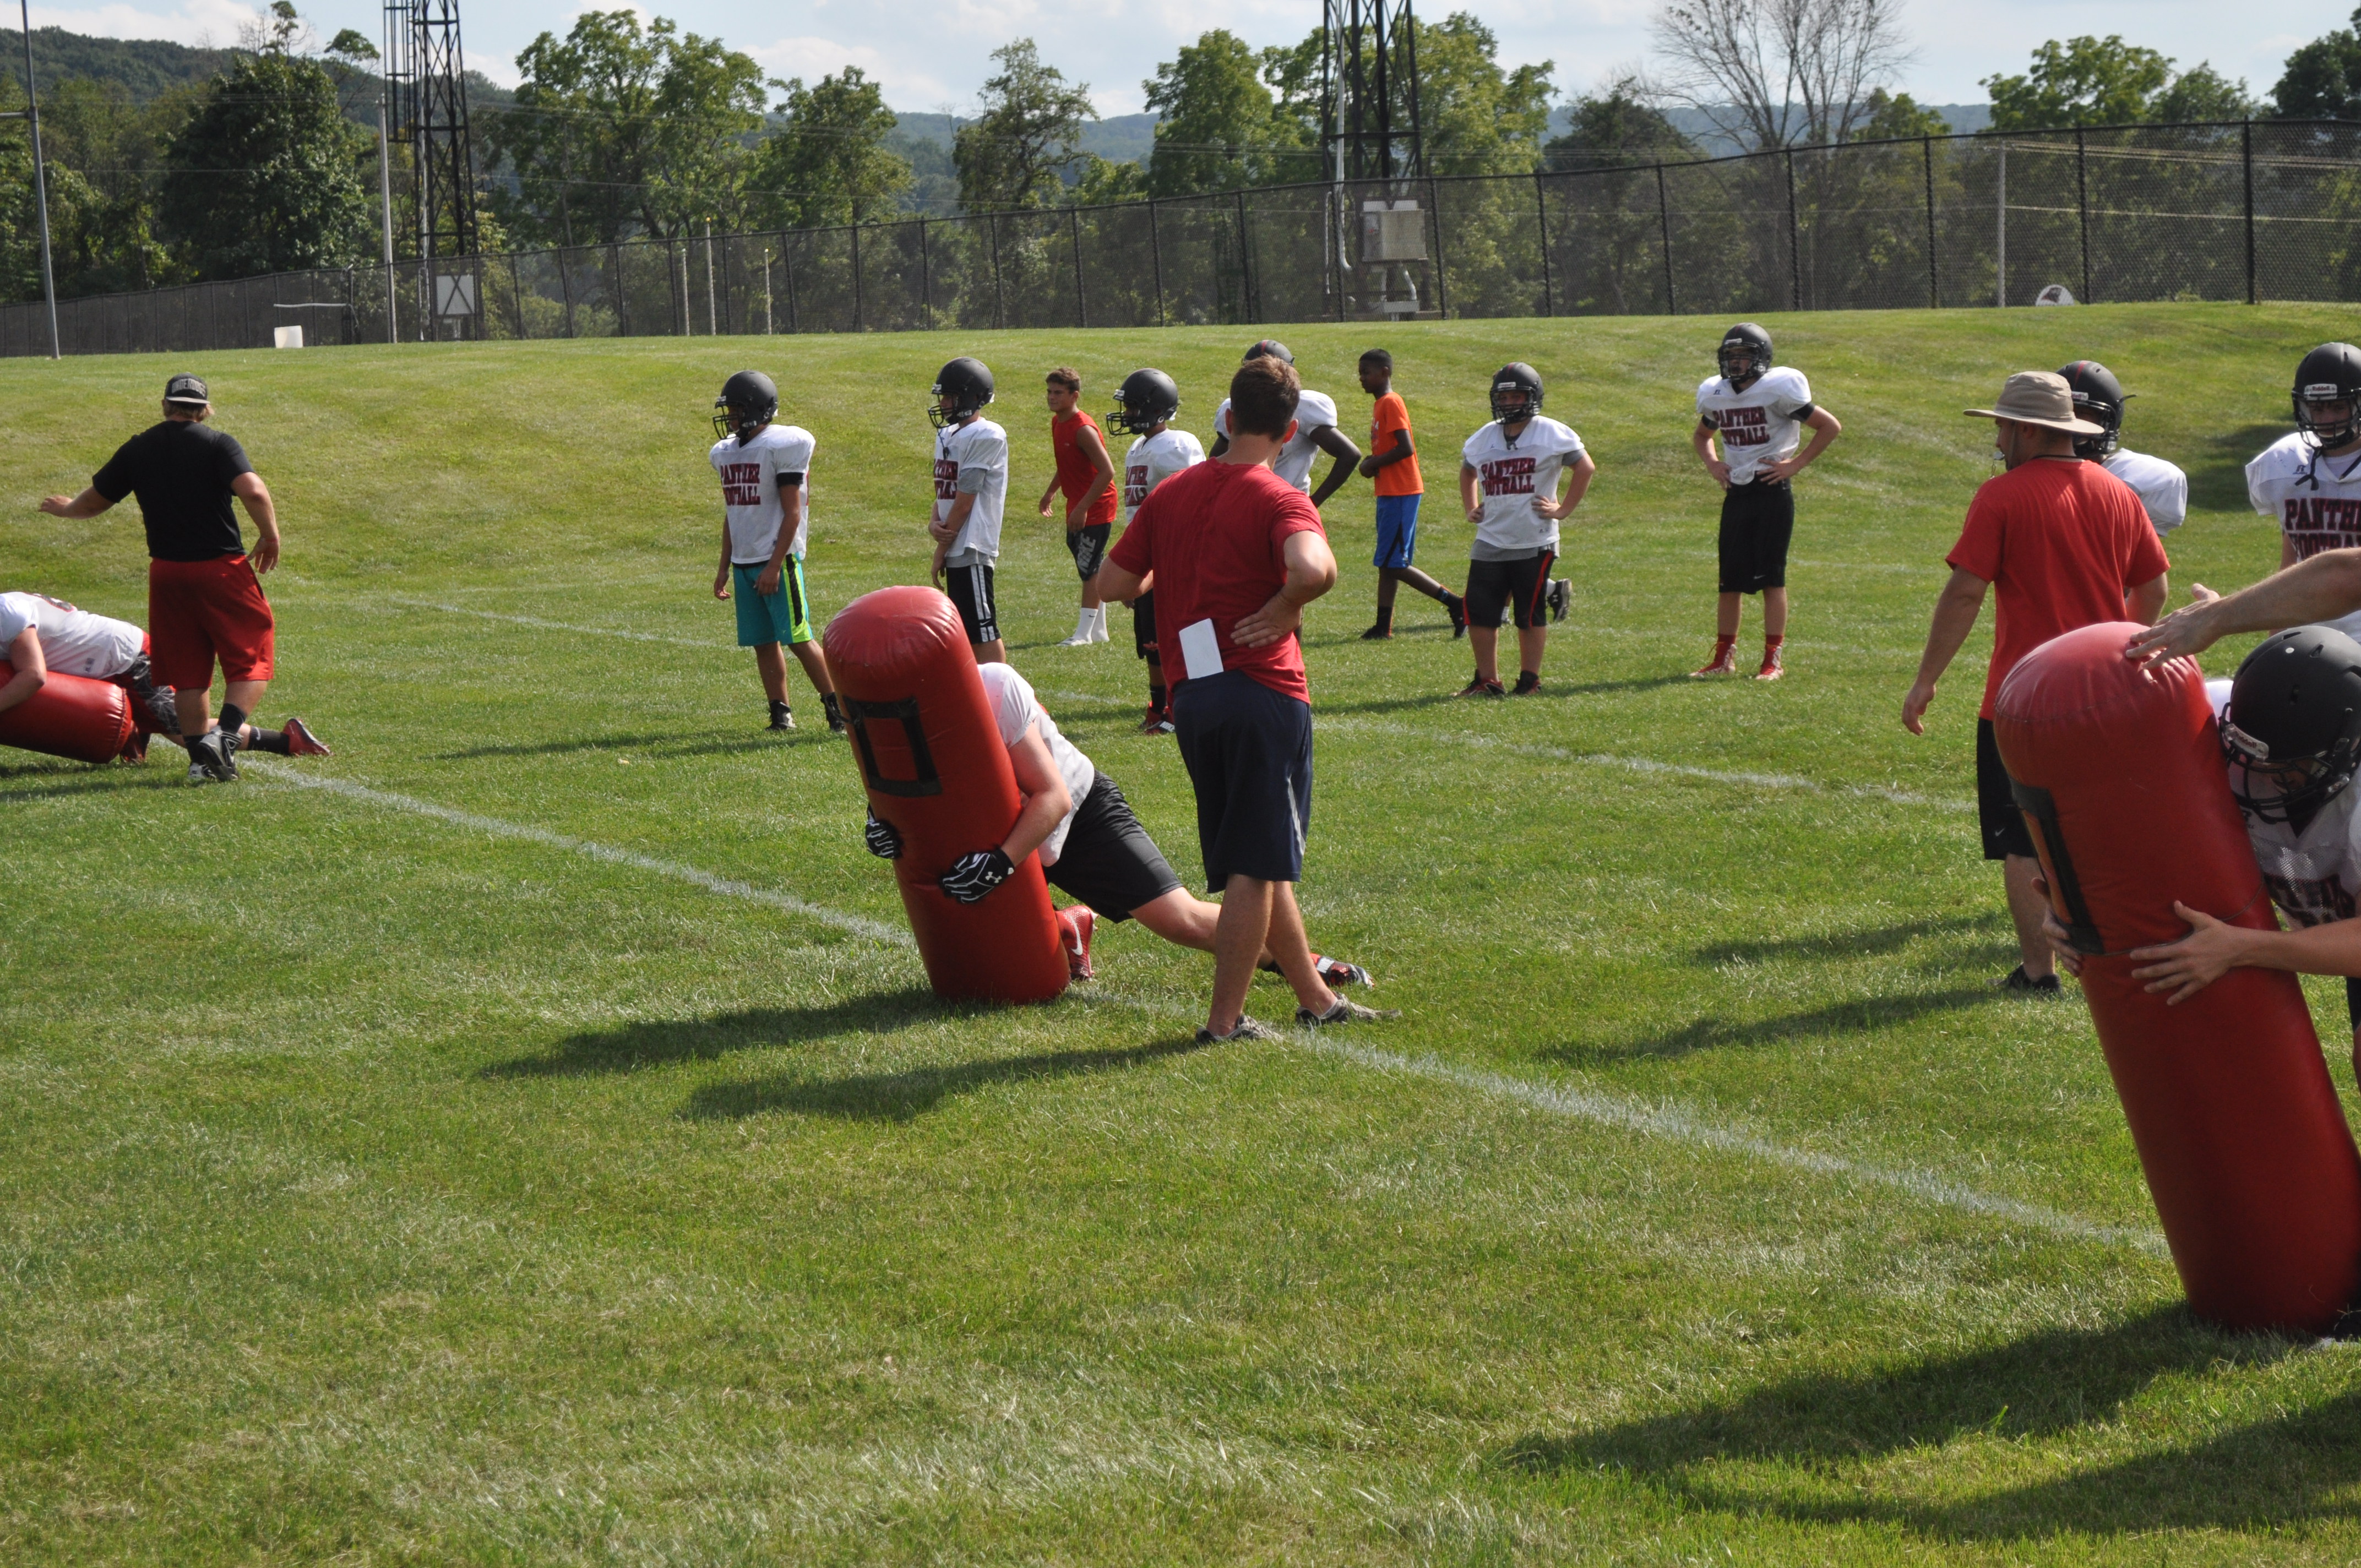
top-left (40, 372), bottom-right (282, 782)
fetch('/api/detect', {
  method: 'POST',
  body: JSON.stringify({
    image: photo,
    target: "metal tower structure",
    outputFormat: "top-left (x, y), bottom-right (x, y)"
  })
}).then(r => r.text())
top-left (1318, 0), bottom-right (1424, 186)
top-left (382, 0), bottom-right (478, 262)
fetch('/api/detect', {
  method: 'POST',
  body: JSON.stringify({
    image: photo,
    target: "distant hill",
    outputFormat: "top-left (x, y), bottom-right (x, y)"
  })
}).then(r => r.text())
top-left (891, 111), bottom-right (1159, 167)
top-left (23, 24), bottom-right (513, 117)
top-left (1547, 102), bottom-right (1993, 154)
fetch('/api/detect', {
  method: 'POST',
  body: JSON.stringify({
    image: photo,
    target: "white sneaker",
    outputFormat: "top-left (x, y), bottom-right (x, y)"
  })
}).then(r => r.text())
top-left (1057, 610), bottom-right (1096, 648)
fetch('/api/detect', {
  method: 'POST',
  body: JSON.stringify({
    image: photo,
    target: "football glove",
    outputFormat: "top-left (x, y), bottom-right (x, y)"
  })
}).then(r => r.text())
top-left (939, 847), bottom-right (1015, 903)
top-left (864, 811), bottom-right (903, 860)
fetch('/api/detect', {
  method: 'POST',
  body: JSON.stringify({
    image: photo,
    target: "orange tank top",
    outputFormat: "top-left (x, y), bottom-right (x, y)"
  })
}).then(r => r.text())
top-left (1052, 410), bottom-right (1119, 526)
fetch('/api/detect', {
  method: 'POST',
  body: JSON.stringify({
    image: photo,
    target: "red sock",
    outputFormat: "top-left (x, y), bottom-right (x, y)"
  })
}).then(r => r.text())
top-left (1764, 634), bottom-right (1784, 654)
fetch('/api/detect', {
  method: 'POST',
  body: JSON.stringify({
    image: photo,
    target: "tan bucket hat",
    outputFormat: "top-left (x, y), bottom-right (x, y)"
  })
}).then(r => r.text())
top-left (1965, 370), bottom-right (2104, 435)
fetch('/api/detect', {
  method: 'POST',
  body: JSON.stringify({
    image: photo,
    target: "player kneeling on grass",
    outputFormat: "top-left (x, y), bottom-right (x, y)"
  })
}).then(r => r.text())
top-left (0, 590), bottom-right (328, 765)
top-left (860, 658), bottom-right (1375, 995)
top-left (1690, 323), bottom-right (1841, 681)
top-left (1455, 364), bottom-right (1594, 698)
top-left (710, 371), bottom-right (844, 734)
top-left (2044, 627), bottom-right (2361, 1074)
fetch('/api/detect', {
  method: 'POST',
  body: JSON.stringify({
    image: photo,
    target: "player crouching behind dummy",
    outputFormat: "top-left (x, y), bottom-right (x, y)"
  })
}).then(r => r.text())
top-left (861, 657), bottom-right (1377, 994)
top-left (0, 590), bottom-right (328, 765)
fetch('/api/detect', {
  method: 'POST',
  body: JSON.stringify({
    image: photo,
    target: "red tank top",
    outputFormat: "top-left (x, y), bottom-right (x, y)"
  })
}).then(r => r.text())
top-left (1052, 410), bottom-right (1119, 526)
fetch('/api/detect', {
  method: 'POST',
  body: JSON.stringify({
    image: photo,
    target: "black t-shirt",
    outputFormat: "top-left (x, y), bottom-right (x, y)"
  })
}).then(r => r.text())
top-left (92, 420), bottom-right (255, 562)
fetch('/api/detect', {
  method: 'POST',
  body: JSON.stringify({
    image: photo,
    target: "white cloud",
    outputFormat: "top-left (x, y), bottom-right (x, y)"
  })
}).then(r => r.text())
top-left (28, 0), bottom-right (259, 50)
top-left (746, 34), bottom-right (956, 108)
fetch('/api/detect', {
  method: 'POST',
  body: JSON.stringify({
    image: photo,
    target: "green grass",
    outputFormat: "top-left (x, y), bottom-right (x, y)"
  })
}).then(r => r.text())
top-left (4, 304), bottom-right (2360, 1565)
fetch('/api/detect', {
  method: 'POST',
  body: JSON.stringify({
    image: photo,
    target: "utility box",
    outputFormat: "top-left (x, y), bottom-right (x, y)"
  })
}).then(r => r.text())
top-left (1361, 200), bottom-right (1427, 263)
top-left (272, 325), bottom-right (303, 349)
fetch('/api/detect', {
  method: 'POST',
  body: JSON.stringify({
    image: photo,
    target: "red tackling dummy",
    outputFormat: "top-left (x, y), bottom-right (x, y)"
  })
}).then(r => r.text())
top-left (824, 586), bottom-right (1069, 1003)
top-left (0, 661), bottom-right (137, 765)
top-left (1996, 622), bottom-right (2361, 1333)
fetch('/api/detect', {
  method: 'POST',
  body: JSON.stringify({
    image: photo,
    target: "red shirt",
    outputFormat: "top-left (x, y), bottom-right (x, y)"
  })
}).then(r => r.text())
top-left (1107, 460), bottom-right (1327, 704)
top-left (1051, 410), bottom-right (1118, 526)
top-left (1947, 456), bottom-right (2169, 717)
top-left (1369, 391), bottom-right (1422, 497)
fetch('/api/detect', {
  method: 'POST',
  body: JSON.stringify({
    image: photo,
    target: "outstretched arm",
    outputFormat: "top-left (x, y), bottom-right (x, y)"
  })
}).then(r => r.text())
top-left (2119, 902), bottom-right (2361, 1004)
top-left (2126, 548), bottom-right (2361, 666)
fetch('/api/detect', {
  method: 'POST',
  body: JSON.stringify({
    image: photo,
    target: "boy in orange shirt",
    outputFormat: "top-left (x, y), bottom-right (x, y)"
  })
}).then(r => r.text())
top-left (1357, 349), bottom-right (1466, 639)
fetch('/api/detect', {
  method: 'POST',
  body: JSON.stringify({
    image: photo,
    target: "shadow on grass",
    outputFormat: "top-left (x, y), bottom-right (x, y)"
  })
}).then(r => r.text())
top-left (1692, 913), bottom-right (2006, 966)
top-left (0, 766), bottom-right (189, 798)
top-left (1551, 985), bottom-right (2000, 1064)
top-left (431, 731), bottom-right (807, 762)
top-left (681, 1034), bottom-right (1212, 1122)
top-left (481, 988), bottom-right (946, 1077)
top-left (2189, 421), bottom-right (2294, 515)
top-left (1495, 1307), bottom-right (2357, 1539)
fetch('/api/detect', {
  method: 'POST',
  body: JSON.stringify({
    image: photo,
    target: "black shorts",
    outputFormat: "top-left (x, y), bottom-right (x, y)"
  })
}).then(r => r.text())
top-left (1465, 551), bottom-right (1555, 630)
top-left (1171, 669), bottom-right (1313, 888)
top-left (1718, 479), bottom-right (1794, 595)
top-left (1131, 589), bottom-right (1158, 660)
top-left (944, 561), bottom-right (999, 645)
top-left (1067, 523), bottom-right (1111, 581)
top-left (1043, 773), bottom-right (1183, 921)
top-left (1977, 717), bottom-right (2035, 861)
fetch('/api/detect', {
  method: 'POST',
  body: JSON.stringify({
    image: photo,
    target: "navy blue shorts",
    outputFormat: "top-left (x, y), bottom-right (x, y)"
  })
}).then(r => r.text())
top-left (1170, 669), bottom-right (1313, 887)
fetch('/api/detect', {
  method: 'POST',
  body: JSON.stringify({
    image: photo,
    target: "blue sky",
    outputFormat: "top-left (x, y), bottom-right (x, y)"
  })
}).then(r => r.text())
top-left (22, 0), bottom-right (2335, 118)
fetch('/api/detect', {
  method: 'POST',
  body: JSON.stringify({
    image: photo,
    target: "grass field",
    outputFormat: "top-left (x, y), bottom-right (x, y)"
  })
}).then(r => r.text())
top-left (6, 304), bottom-right (2361, 1565)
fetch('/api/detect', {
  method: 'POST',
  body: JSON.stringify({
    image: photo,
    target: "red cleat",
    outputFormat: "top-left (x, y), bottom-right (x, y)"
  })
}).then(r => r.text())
top-left (1057, 905), bottom-right (1096, 982)
top-left (1691, 638), bottom-right (1739, 677)
top-left (1754, 645), bottom-right (1785, 681)
top-left (284, 717), bottom-right (334, 756)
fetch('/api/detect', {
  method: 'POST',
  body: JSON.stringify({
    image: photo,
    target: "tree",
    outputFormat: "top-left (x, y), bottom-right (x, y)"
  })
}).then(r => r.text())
top-left (1651, 0), bottom-right (1912, 149)
top-left (953, 40), bottom-right (1095, 211)
top-left (1851, 86), bottom-right (1948, 140)
top-left (156, 49), bottom-right (375, 278)
top-left (1543, 74), bottom-right (1691, 170)
top-left (1142, 30), bottom-right (1309, 197)
top-left (2273, 10), bottom-right (2361, 120)
top-left (747, 68), bottom-right (911, 228)
top-left (1984, 36), bottom-right (2253, 129)
top-left (485, 11), bottom-right (765, 246)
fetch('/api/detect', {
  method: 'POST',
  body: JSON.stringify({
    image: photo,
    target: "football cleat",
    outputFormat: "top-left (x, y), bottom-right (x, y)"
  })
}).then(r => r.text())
top-left (284, 717), bottom-right (333, 756)
top-left (1296, 998), bottom-right (1401, 1027)
top-left (1261, 953), bottom-right (1374, 987)
top-left (1057, 905), bottom-right (1096, 982)
top-left (192, 727), bottom-right (238, 782)
top-left (1196, 1015), bottom-right (1283, 1043)
top-left (118, 733), bottom-right (149, 764)
top-left (1755, 646), bottom-right (1785, 681)
top-left (1511, 671), bottom-right (1542, 696)
top-left (768, 707), bottom-right (795, 731)
top-left (822, 693), bottom-right (848, 734)
top-left (186, 758), bottom-right (211, 786)
top-left (1057, 630), bottom-right (1094, 647)
top-left (1139, 706), bottom-right (1172, 736)
top-left (2000, 965), bottom-right (2063, 994)
top-left (1692, 639), bottom-right (1739, 677)
top-left (1445, 592), bottom-right (1468, 639)
top-left (1547, 579), bottom-right (1571, 623)
top-left (1359, 623), bottom-right (1392, 641)
top-left (1457, 674), bottom-right (1505, 699)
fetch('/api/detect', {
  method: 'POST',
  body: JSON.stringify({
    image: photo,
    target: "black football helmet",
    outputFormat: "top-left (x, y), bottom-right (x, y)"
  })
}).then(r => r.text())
top-left (1490, 363), bottom-right (1543, 427)
top-left (930, 356), bottom-right (995, 429)
top-left (712, 369), bottom-right (778, 442)
top-left (2293, 343), bottom-right (2361, 451)
top-left (1109, 368), bottom-right (1180, 435)
top-left (1718, 323), bottom-right (1773, 388)
top-left (2224, 625), bottom-right (2361, 833)
top-left (1243, 339), bottom-right (1294, 365)
top-left (2057, 361), bottom-right (2128, 460)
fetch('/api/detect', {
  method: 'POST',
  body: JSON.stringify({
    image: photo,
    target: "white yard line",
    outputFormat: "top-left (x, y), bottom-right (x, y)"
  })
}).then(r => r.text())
top-left (247, 760), bottom-right (2150, 1255)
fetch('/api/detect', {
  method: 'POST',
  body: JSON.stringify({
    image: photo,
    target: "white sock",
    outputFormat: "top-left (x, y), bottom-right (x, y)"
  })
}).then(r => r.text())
top-left (1092, 605), bottom-right (1109, 639)
top-left (1073, 608), bottom-right (1094, 639)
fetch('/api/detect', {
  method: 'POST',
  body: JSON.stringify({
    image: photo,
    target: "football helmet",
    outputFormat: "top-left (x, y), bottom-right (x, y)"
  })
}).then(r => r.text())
top-left (2224, 625), bottom-right (2361, 834)
top-left (2057, 361), bottom-right (2128, 460)
top-left (1490, 362), bottom-right (1543, 426)
top-left (712, 369), bottom-right (778, 442)
top-left (930, 357), bottom-right (995, 429)
top-left (2293, 343), bottom-right (2361, 451)
top-left (1718, 323), bottom-right (1773, 388)
top-left (1243, 339), bottom-right (1294, 365)
top-left (1110, 368), bottom-right (1180, 435)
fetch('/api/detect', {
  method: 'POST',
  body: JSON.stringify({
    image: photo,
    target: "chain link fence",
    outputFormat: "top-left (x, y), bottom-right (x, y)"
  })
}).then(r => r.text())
top-left (8, 119), bottom-right (2360, 358)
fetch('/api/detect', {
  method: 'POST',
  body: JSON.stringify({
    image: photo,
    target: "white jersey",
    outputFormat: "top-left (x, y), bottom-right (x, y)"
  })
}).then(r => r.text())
top-left (1460, 416), bottom-right (1587, 558)
top-left (1696, 366), bottom-right (1814, 485)
top-left (0, 591), bottom-right (143, 679)
top-left (978, 661), bottom-right (1096, 867)
top-left (709, 422), bottom-right (813, 565)
top-left (1214, 388), bottom-right (1339, 494)
top-left (2209, 678), bottom-right (2361, 927)
top-left (2104, 449), bottom-right (2187, 536)
top-left (1120, 427), bottom-right (1205, 525)
top-left (934, 417), bottom-right (1009, 566)
top-left (2248, 432), bottom-right (2361, 643)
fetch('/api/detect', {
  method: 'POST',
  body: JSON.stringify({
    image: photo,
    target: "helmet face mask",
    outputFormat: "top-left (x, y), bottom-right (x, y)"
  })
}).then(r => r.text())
top-left (2226, 627), bottom-right (2361, 835)
top-left (931, 357), bottom-right (995, 430)
top-left (2292, 343), bottom-right (2361, 451)
top-left (713, 369), bottom-right (779, 443)
top-left (1717, 323), bottom-right (1773, 389)
top-left (1489, 363), bottom-right (1543, 428)
top-left (2057, 361), bottom-right (2126, 460)
top-left (1109, 368), bottom-right (1180, 436)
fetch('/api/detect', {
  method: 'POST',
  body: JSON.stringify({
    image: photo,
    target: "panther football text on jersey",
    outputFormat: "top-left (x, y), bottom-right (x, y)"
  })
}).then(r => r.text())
top-left (2210, 679), bottom-right (2361, 926)
top-left (708, 423), bottom-right (814, 565)
top-left (934, 417), bottom-right (1010, 564)
top-left (1696, 366), bottom-right (1814, 485)
top-left (0, 591), bottom-right (144, 679)
top-left (1213, 388), bottom-right (1339, 494)
top-left (1121, 427), bottom-right (1206, 525)
top-left (2104, 448), bottom-right (2188, 535)
top-left (1460, 416), bottom-right (1587, 558)
top-left (2248, 432), bottom-right (2361, 642)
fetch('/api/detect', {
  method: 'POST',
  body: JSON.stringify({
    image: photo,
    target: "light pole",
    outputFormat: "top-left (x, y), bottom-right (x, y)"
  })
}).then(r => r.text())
top-left (15, 0), bottom-right (59, 358)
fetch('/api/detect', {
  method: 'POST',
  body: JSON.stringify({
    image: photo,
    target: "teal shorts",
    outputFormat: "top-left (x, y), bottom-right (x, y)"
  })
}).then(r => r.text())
top-left (732, 558), bottom-right (815, 647)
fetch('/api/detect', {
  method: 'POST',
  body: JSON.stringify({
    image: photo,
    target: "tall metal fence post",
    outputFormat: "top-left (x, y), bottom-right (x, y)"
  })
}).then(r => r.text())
top-left (1425, 175), bottom-right (1449, 319)
top-left (2075, 127), bottom-right (2090, 303)
top-left (1234, 188), bottom-right (1252, 322)
top-left (851, 222), bottom-right (864, 332)
top-left (989, 212), bottom-right (1004, 329)
top-left (1785, 148), bottom-right (1802, 311)
top-left (612, 244), bottom-right (629, 336)
top-left (1995, 140), bottom-right (2008, 309)
top-left (559, 249), bottom-right (576, 338)
top-left (1656, 164), bottom-right (1675, 315)
top-left (510, 253), bottom-right (526, 339)
top-left (785, 238), bottom-right (799, 333)
top-left (1923, 135), bottom-right (1939, 308)
top-left (1534, 170), bottom-right (1553, 317)
top-left (1148, 198), bottom-right (1165, 328)
top-left (2244, 119), bottom-right (2258, 304)
top-left (918, 218), bottom-right (930, 328)
top-left (1069, 205), bottom-right (1086, 328)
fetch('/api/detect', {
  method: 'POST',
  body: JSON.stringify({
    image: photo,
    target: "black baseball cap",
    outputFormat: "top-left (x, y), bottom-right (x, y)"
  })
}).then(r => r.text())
top-left (163, 373), bottom-right (210, 405)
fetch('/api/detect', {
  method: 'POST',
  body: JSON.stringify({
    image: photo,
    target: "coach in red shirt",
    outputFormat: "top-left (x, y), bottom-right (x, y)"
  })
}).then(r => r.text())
top-left (1904, 370), bottom-right (2170, 990)
top-left (1100, 357), bottom-right (1393, 1042)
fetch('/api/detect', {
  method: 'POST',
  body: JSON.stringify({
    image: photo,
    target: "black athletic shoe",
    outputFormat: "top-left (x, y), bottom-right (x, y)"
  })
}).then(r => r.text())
top-left (1511, 670), bottom-right (1542, 696)
top-left (1999, 965), bottom-right (2061, 994)
top-left (822, 693), bottom-right (847, 734)
top-left (191, 727), bottom-right (237, 782)
top-left (216, 725), bottom-right (241, 780)
top-left (1445, 592), bottom-right (1468, 639)
top-left (1457, 674), bottom-right (1505, 699)
top-left (1359, 623), bottom-right (1392, 640)
top-left (768, 701), bottom-right (795, 732)
top-left (1547, 579), bottom-right (1571, 623)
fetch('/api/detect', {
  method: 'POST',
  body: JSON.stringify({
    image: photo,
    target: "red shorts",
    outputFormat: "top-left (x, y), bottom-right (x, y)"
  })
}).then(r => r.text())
top-left (149, 555), bottom-right (274, 689)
